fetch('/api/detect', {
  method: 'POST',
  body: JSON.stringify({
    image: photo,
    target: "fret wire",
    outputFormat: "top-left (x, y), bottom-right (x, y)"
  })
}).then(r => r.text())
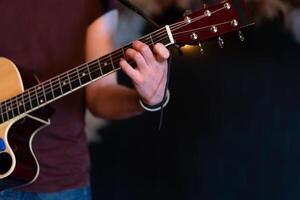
top-left (121, 48), bottom-right (125, 57)
top-left (14, 96), bottom-right (20, 116)
top-left (76, 68), bottom-right (82, 86)
top-left (86, 63), bottom-right (92, 81)
top-left (104, 55), bottom-right (110, 67)
top-left (79, 64), bottom-right (92, 82)
top-left (7, 100), bottom-right (12, 119)
top-left (9, 99), bottom-right (14, 118)
top-left (34, 86), bottom-right (40, 106)
top-left (97, 58), bottom-right (103, 75)
top-left (27, 90), bottom-right (32, 111)
top-left (4, 101), bottom-right (9, 120)
top-left (58, 76), bottom-right (64, 94)
top-left (66, 72), bottom-right (73, 90)
top-left (49, 79), bottom-right (55, 98)
top-left (0, 103), bottom-right (3, 123)
top-left (5, 99), bottom-right (11, 119)
top-left (149, 34), bottom-right (154, 46)
top-left (21, 93), bottom-right (26, 112)
top-left (109, 54), bottom-right (115, 69)
top-left (41, 84), bottom-right (47, 102)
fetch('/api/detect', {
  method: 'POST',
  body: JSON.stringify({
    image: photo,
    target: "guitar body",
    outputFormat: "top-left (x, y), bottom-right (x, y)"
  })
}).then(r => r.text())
top-left (0, 58), bottom-right (52, 191)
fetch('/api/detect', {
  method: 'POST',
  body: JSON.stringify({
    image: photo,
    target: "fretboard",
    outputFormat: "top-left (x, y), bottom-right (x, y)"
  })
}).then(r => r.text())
top-left (0, 26), bottom-right (174, 123)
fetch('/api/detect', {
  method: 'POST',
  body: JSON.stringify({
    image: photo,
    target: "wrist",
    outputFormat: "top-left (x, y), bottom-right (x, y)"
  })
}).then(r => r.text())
top-left (139, 89), bottom-right (170, 112)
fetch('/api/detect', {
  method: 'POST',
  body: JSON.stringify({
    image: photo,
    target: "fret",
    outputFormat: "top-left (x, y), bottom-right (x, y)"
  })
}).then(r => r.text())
top-left (31, 88), bottom-right (39, 108)
top-left (6, 100), bottom-right (14, 119)
top-left (121, 48), bottom-right (125, 57)
top-left (90, 59), bottom-right (103, 79)
top-left (51, 79), bottom-right (62, 98)
top-left (21, 93), bottom-right (26, 112)
top-left (16, 94), bottom-right (26, 114)
top-left (25, 90), bottom-right (32, 111)
top-left (3, 101), bottom-right (8, 122)
top-left (98, 59), bottom-right (103, 75)
top-left (0, 103), bottom-right (4, 123)
top-left (48, 80), bottom-right (56, 99)
top-left (57, 76), bottom-right (64, 95)
top-left (101, 56), bottom-right (114, 75)
top-left (76, 68), bottom-right (82, 86)
top-left (78, 65), bottom-right (92, 85)
top-left (12, 97), bottom-right (20, 117)
top-left (149, 34), bottom-right (154, 46)
top-left (69, 70), bottom-right (80, 89)
top-left (37, 84), bottom-right (47, 104)
top-left (36, 85), bottom-right (46, 104)
top-left (87, 64), bottom-right (92, 80)
top-left (67, 72), bottom-right (74, 90)
top-left (109, 54), bottom-right (115, 70)
top-left (59, 74), bottom-right (72, 94)
top-left (90, 61), bottom-right (102, 79)
top-left (43, 83), bottom-right (53, 102)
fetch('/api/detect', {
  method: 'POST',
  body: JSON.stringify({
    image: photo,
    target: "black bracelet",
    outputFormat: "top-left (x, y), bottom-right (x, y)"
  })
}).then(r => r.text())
top-left (139, 89), bottom-right (170, 112)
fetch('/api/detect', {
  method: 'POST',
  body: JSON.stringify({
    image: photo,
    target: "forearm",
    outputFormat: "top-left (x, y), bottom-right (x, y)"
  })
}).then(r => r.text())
top-left (86, 84), bottom-right (144, 120)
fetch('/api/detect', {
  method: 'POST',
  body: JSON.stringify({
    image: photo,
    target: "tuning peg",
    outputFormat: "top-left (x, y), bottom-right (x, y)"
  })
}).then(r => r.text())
top-left (218, 37), bottom-right (224, 48)
top-left (198, 42), bottom-right (204, 54)
top-left (239, 31), bottom-right (245, 42)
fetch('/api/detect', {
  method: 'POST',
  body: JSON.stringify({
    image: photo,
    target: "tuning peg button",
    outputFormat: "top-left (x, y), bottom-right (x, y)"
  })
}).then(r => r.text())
top-left (185, 16), bottom-right (192, 24)
top-left (224, 3), bottom-right (231, 10)
top-left (231, 19), bottom-right (239, 27)
top-left (211, 26), bottom-right (218, 33)
top-left (218, 37), bottom-right (224, 48)
top-left (239, 31), bottom-right (245, 42)
top-left (191, 32), bottom-right (198, 41)
top-left (198, 42), bottom-right (204, 54)
top-left (204, 10), bottom-right (212, 17)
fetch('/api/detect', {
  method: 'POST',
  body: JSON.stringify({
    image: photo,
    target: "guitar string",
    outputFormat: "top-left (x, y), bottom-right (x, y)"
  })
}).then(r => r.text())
top-left (0, 5), bottom-right (229, 120)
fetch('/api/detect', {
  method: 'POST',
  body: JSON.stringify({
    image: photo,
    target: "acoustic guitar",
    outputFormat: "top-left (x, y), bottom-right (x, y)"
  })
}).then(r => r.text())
top-left (0, 0), bottom-right (254, 191)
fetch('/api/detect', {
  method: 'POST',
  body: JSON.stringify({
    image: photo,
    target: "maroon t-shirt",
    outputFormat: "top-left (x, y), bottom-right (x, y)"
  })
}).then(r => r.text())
top-left (0, 0), bottom-right (114, 192)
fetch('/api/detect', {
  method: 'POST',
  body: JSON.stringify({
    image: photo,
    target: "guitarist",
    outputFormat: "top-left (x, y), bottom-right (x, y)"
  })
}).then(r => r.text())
top-left (0, 0), bottom-right (170, 199)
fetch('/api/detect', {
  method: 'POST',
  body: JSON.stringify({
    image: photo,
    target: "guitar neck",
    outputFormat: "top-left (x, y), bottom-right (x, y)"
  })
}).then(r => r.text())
top-left (0, 26), bottom-right (174, 123)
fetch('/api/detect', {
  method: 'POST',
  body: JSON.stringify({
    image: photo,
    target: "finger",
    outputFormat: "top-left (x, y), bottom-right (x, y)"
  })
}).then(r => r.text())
top-left (125, 48), bottom-right (148, 70)
top-left (132, 41), bottom-right (155, 65)
top-left (153, 43), bottom-right (170, 62)
top-left (119, 58), bottom-right (139, 82)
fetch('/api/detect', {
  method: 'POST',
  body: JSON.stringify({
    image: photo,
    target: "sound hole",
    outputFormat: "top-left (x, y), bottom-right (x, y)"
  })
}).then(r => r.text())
top-left (0, 152), bottom-right (13, 175)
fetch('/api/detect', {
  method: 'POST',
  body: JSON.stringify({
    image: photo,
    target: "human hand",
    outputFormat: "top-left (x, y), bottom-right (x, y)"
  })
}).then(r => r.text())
top-left (120, 41), bottom-right (170, 106)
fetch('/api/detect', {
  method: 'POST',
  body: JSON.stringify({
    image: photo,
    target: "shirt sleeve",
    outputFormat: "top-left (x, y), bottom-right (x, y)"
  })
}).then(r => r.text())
top-left (87, 0), bottom-right (116, 25)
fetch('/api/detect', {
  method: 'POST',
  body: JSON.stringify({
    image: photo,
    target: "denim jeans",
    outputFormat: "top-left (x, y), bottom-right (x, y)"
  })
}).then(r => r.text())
top-left (0, 186), bottom-right (91, 200)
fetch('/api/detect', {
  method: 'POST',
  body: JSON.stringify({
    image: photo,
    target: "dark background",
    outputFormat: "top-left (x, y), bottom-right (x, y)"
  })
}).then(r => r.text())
top-left (89, 2), bottom-right (300, 200)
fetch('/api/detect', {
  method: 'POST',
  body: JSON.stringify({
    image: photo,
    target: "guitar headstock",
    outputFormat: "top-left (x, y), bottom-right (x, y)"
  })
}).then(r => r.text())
top-left (170, 0), bottom-right (255, 47)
